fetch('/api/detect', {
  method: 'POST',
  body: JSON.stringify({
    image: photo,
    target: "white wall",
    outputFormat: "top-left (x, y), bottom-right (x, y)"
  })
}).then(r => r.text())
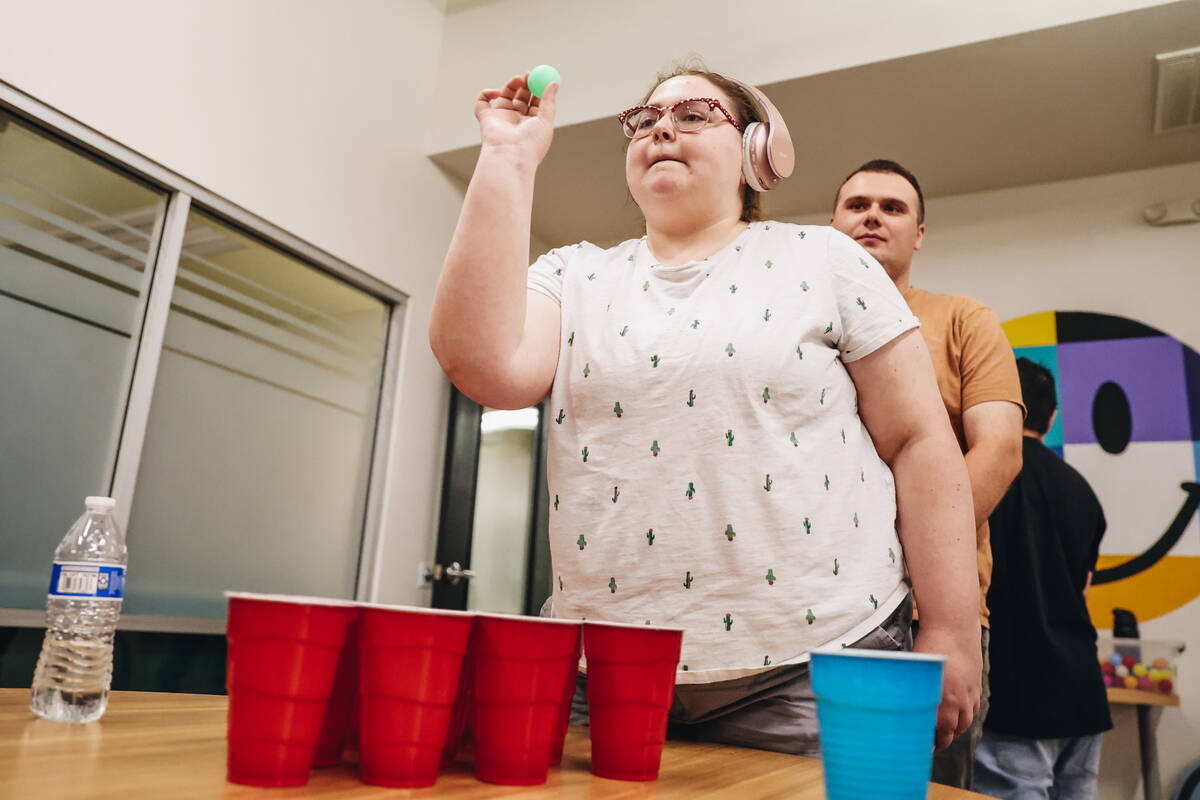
top-left (0, 0), bottom-right (463, 606)
top-left (801, 160), bottom-right (1200, 798)
top-left (431, 0), bottom-right (1175, 152)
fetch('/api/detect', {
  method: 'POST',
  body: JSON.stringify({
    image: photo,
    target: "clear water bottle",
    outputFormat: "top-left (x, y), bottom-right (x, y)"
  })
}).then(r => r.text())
top-left (30, 496), bottom-right (127, 723)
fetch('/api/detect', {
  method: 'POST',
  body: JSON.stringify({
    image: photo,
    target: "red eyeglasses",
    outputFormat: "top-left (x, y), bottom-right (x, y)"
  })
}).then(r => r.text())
top-left (618, 98), bottom-right (741, 140)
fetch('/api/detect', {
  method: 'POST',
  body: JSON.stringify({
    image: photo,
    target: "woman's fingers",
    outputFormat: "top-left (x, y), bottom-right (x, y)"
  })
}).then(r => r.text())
top-left (535, 80), bottom-right (559, 120)
top-left (477, 74), bottom-right (542, 117)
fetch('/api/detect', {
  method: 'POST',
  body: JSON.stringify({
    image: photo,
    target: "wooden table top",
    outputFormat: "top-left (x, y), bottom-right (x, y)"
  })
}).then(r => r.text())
top-left (1, 689), bottom-right (985, 798)
top-left (1106, 687), bottom-right (1181, 707)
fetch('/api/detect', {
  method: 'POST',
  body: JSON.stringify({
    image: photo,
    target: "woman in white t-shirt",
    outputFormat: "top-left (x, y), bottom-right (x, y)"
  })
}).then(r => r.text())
top-left (430, 66), bottom-right (980, 755)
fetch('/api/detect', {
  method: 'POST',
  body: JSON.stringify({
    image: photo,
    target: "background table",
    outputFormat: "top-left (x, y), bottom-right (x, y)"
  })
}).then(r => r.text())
top-left (1, 689), bottom-right (985, 798)
top-left (1107, 687), bottom-right (1181, 800)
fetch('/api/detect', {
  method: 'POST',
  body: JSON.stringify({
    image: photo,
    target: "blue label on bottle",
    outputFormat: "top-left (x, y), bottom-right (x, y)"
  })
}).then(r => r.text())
top-left (48, 562), bottom-right (125, 599)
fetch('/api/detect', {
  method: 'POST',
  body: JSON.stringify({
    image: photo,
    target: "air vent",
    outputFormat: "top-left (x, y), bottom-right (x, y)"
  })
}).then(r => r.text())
top-left (1154, 46), bottom-right (1200, 133)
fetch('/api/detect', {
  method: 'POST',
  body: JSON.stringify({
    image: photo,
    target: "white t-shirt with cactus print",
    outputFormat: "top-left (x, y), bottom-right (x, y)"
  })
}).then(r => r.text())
top-left (527, 222), bottom-right (920, 684)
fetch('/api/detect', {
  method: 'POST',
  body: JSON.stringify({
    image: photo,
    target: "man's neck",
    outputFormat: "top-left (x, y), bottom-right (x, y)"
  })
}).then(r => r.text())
top-left (885, 261), bottom-right (913, 295)
top-left (1023, 429), bottom-right (1045, 442)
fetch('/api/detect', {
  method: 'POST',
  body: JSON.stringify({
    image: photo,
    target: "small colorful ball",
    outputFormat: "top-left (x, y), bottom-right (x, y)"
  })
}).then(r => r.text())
top-left (1107, 675), bottom-right (1121, 687)
top-left (1122, 654), bottom-right (1138, 670)
top-left (1133, 663), bottom-right (1148, 677)
top-left (526, 65), bottom-right (561, 99)
top-left (1152, 657), bottom-right (1169, 669)
top-left (1148, 668), bottom-right (1164, 682)
top-left (1138, 676), bottom-right (1155, 691)
top-left (1101, 661), bottom-right (1115, 676)
top-left (1115, 665), bottom-right (1129, 678)
top-left (1158, 678), bottom-right (1173, 694)
top-left (1123, 676), bottom-right (1139, 689)
top-left (1109, 653), bottom-right (1123, 666)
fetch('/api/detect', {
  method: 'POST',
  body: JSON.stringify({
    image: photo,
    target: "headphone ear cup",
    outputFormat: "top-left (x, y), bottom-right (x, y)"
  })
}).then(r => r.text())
top-left (741, 121), bottom-right (770, 193)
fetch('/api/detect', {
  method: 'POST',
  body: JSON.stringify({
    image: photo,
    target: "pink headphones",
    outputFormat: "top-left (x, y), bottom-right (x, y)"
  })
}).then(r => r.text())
top-left (732, 80), bottom-right (794, 192)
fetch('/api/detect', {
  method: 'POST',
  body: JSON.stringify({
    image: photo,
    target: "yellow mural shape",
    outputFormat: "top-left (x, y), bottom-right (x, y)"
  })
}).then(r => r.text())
top-left (1087, 554), bottom-right (1200, 628)
top-left (1001, 311), bottom-right (1057, 348)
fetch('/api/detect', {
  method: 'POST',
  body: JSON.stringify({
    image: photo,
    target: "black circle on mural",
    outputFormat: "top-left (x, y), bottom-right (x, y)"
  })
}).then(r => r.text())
top-left (1091, 380), bottom-right (1132, 454)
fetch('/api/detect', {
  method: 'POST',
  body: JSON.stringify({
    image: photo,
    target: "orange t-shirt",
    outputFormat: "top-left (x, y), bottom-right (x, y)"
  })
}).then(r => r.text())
top-left (903, 286), bottom-right (1025, 627)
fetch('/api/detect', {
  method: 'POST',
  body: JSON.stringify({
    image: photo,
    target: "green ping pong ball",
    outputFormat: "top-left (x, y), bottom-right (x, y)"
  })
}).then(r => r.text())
top-left (528, 65), bottom-right (561, 99)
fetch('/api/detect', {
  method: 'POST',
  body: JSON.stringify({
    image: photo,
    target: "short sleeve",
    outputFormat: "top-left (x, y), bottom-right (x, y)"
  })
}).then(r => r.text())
top-left (825, 229), bottom-right (920, 362)
top-left (527, 247), bottom-right (570, 305)
top-left (958, 304), bottom-right (1026, 417)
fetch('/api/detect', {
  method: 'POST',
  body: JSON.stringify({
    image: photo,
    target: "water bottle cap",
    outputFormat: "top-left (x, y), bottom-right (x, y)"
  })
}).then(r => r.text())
top-left (85, 496), bottom-right (116, 513)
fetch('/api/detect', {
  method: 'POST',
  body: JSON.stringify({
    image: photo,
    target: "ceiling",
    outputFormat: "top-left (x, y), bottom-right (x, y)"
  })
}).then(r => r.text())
top-left (429, 2), bottom-right (1200, 248)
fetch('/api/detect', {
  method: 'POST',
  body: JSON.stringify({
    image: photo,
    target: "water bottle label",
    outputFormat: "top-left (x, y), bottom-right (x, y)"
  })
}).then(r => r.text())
top-left (48, 562), bottom-right (125, 600)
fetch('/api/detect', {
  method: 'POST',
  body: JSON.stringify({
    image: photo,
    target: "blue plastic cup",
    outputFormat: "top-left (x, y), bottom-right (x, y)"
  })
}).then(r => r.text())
top-left (811, 648), bottom-right (945, 800)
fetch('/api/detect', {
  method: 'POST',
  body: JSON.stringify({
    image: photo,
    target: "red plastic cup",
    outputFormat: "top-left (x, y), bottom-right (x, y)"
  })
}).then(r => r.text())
top-left (549, 625), bottom-right (583, 766)
top-left (357, 605), bottom-right (474, 788)
top-left (472, 614), bottom-right (583, 785)
top-left (584, 621), bottom-right (684, 781)
top-left (441, 632), bottom-right (477, 766)
top-left (313, 617), bottom-right (359, 766)
top-left (225, 592), bottom-right (357, 787)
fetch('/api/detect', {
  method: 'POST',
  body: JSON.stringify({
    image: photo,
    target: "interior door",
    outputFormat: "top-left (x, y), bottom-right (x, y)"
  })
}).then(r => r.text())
top-left (430, 388), bottom-right (551, 614)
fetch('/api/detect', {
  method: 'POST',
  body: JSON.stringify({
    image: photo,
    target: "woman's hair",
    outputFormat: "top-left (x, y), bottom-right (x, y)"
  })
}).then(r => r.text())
top-left (636, 63), bottom-right (764, 222)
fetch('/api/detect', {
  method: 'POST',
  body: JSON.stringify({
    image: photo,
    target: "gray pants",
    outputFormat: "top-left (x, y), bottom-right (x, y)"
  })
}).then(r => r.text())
top-left (973, 731), bottom-right (1103, 800)
top-left (568, 594), bottom-right (913, 758)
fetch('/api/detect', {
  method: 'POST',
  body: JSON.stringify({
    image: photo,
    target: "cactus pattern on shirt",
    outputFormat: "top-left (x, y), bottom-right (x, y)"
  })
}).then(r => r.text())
top-left (523, 223), bottom-right (918, 683)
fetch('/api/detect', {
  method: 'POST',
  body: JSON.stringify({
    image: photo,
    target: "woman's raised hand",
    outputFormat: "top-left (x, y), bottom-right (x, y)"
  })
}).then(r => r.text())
top-left (474, 73), bottom-right (558, 167)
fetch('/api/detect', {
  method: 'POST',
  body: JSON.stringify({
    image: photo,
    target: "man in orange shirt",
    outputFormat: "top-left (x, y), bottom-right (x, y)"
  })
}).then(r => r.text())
top-left (831, 160), bottom-right (1025, 789)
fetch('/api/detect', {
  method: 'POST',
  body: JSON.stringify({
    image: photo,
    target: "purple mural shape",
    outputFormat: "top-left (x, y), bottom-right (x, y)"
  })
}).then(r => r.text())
top-left (1056, 336), bottom-right (1190, 445)
top-left (1186, 346), bottom-right (1200, 441)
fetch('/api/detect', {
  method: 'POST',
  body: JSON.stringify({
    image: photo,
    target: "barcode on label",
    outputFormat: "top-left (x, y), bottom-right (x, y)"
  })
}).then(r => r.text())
top-left (56, 571), bottom-right (99, 595)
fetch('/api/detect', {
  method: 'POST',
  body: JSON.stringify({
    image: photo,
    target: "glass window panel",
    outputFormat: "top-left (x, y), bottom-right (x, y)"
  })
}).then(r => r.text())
top-left (124, 210), bottom-right (390, 617)
top-left (467, 408), bottom-right (538, 613)
top-left (0, 109), bottom-right (165, 609)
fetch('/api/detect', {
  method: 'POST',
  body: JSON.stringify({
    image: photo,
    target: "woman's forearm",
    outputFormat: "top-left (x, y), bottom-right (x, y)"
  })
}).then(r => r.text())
top-left (893, 431), bottom-right (980, 638)
top-left (430, 145), bottom-right (539, 388)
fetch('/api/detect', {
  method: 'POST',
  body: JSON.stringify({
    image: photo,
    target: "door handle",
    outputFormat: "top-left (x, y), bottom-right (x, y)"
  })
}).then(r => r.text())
top-left (424, 561), bottom-right (477, 586)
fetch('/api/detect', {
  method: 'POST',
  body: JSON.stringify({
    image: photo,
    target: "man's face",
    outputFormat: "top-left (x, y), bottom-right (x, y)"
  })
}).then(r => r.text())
top-left (830, 171), bottom-right (925, 279)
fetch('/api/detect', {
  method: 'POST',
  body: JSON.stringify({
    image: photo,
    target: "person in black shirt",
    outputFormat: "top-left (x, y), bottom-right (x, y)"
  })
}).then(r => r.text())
top-left (972, 357), bottom-right (1112, 799)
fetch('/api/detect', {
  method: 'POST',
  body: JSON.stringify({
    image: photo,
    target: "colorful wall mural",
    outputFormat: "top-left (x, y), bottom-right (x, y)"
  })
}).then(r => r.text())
top-left (1002, 311), bottom-right (1200, 629)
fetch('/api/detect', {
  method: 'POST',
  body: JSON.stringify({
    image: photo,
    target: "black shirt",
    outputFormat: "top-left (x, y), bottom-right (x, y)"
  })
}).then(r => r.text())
top-left (984, 435), bottom-right (1113, 738)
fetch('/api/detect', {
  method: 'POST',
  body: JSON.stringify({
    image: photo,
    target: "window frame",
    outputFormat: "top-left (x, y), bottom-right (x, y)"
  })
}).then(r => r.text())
top-left (0, 80), bottom-right (407, 634)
